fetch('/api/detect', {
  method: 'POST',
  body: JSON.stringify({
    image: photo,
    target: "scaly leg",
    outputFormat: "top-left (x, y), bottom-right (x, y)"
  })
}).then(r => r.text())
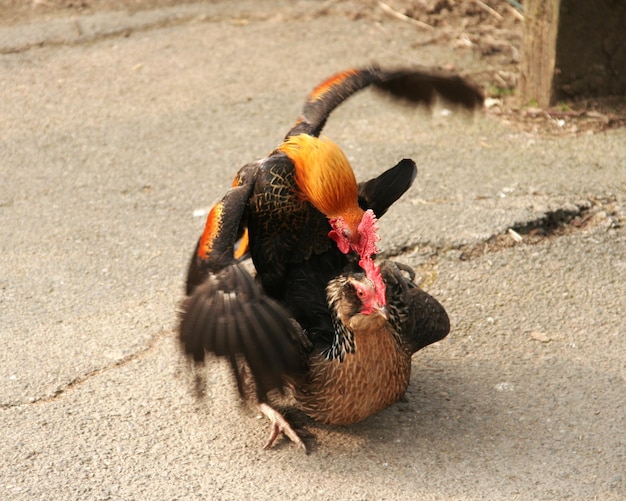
top-left (258, 403), bottom-right (308, 453)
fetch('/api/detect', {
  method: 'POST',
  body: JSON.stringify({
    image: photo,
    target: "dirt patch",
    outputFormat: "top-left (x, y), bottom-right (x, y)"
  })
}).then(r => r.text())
top-left (374, 0), bottom-right (626, 135)
top-left (488, 96), bottom-right (626, 136)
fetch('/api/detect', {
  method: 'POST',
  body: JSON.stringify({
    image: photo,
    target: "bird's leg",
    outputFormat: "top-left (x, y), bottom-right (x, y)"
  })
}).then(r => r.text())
top-left (258, 403), bottom-right (308, 453)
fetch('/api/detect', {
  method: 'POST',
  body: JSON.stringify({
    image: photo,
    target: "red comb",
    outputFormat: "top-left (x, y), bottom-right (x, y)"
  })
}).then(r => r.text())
top-left (356, 209), bottom-right (380, 258)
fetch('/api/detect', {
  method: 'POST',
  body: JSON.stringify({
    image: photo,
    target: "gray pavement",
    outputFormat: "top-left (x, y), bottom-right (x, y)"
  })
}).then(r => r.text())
top-left (1, 1), bottom-right (625, 499)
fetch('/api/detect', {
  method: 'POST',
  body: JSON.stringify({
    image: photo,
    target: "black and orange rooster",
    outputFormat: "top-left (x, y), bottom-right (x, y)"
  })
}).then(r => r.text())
top-left (179, 66), bottom-right (481, 451)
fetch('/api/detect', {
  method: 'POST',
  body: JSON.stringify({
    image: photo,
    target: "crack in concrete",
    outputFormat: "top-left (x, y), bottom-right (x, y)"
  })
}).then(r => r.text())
top-left (0, 7), bottom-right (218, 55)
top-left (0, 2), bottom-right (335, 55)
top-left (383, 196), bottom-right (623, 264)
top-left (457, 196), bottom-right (622, 261)
top-left (0, 329), bottom-right (174, 410)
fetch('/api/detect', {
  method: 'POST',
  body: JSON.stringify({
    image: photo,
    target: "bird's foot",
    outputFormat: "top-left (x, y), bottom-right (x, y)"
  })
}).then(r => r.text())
top-left (258, 403), bottom-right (308, 454)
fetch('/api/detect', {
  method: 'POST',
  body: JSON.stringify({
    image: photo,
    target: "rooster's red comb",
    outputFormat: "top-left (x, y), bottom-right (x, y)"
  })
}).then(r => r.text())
top-left (355, 209), bottom-right (380, 258)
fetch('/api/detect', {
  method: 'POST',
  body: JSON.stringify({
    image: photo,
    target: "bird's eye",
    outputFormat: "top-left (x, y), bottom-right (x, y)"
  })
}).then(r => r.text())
top-left (356, 288), bottom-right (365, 298)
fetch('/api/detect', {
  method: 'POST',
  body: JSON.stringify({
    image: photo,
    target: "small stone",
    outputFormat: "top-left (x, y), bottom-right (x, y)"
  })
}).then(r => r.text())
top-left (495, 382), bottom-right (515, 392)
top-left (530, 331), bottom-right (551, 343)
top-left (508, 228), bottom-right (523, 242)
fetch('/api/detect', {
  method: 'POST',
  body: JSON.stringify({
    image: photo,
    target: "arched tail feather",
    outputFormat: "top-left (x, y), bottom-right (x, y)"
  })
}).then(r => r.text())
top-left (286, 66), bottom-right (483, 139)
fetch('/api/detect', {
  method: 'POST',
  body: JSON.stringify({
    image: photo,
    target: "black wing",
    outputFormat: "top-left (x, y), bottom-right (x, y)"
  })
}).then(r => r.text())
top-left (381, 261), bottom-right (450, 354)
top-left (358, 158), bottom-right (417, 218)
top-left (185, 163), bottom-right (259, 295)
top-left (179, 263), bottom-right (305, 402)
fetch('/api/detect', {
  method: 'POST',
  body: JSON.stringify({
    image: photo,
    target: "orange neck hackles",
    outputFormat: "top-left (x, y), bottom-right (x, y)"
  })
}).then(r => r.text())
top-left (278, 134), bottom-right (362, 222)
top-left (278, 134), bottom-right (385, 304)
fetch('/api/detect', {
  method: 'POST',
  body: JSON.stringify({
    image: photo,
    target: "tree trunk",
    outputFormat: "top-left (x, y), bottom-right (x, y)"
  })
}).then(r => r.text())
top-left (518, 0), bottom-right (626, 107)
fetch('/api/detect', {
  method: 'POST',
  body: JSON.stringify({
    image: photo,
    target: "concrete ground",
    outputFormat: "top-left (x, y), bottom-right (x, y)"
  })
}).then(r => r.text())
top-left (1, 1), bottom-right (624, 499)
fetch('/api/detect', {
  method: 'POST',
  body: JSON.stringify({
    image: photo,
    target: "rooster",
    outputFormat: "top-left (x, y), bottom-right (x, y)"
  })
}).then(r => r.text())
top-left (185, 66), bottom-right (482, 300)
top-left (179, 66), bottom-right (480, 451)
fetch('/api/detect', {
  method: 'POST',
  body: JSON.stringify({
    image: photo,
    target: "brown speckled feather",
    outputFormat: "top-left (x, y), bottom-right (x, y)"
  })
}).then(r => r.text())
top-left (294, 319), bottom-right (412, 425)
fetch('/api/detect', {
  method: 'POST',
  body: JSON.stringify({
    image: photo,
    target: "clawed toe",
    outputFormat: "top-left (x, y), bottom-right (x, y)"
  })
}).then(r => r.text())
top-left (258, 403), bottom-right (308, 453)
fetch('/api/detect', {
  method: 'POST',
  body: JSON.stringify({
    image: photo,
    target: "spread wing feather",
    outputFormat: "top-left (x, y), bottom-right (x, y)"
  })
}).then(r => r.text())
top-left (179, 263), bottom-right (303, 401)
